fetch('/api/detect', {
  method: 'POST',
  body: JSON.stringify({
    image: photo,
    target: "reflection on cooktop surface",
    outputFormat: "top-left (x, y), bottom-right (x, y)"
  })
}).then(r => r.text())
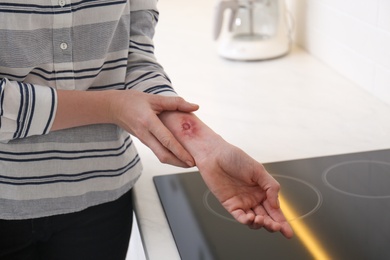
top-left (154, 149), bottom-right (390, 260)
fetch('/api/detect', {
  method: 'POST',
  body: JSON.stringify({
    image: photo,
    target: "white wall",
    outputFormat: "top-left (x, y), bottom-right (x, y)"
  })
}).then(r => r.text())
top-left (286, 0), bottom-right (390, 105)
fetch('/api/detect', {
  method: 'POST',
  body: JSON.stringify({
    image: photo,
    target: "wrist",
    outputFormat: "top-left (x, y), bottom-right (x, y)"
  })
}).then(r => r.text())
top-left (51, 89), bottom-right (117, 131)
top-left (104, 90), bottom-right (121, 125)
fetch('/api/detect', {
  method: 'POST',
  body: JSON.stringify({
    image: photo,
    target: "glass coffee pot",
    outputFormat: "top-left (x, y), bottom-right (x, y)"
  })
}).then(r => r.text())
top-left (213, 0), bottom-right (292, 61)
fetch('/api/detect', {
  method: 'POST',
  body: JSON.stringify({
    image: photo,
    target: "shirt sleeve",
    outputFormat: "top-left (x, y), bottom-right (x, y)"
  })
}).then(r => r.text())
top-left (127, 0), bottom-right (176, 97)
top-left (0, 78), bottom-right (57, 143)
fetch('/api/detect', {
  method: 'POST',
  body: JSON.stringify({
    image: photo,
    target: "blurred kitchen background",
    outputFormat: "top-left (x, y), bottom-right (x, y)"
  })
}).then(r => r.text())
top-left (128, 1), bottom-right (390, 259)
top-left (287, 0), bottom-right (390, 105)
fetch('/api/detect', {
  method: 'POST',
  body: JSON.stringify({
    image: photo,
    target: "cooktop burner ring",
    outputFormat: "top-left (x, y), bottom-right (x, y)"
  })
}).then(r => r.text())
top-left (322, 160), bottom-right (390, 199)
top-left (203, 174), bottom-right (323, 223)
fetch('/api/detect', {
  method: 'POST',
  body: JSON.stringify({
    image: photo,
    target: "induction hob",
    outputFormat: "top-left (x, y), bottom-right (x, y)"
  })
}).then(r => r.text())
top-left (153, 149), bottom-right (390, 260)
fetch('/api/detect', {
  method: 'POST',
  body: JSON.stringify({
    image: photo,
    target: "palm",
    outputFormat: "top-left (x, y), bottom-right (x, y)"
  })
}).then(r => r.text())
top-left (197, 143), bottom-right (294, 238)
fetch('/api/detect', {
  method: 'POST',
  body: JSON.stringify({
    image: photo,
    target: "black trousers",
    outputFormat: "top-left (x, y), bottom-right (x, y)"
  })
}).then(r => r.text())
top-left (0, 190), bottom-right (133, 260)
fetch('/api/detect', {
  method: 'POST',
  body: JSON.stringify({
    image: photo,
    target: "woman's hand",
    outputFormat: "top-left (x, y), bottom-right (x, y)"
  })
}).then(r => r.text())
top-left (159, 111), bottom-right (294, 238)
top-left (52, 89), bottom-right (199, 167)
top-left (197, 141), bottom-right (294, 238)
top-left (110, 90), bottom-right (199, 167)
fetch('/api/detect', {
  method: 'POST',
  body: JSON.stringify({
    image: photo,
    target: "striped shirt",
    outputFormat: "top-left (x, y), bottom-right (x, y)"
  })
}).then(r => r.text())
top-left (0, 0), bottom-right (175, 219)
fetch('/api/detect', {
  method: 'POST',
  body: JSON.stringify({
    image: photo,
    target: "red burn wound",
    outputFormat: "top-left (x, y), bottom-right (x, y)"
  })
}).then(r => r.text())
top-left (180, 118), bottom-right (197, 137)
top-left (182, 122), bottom-right (191, 130)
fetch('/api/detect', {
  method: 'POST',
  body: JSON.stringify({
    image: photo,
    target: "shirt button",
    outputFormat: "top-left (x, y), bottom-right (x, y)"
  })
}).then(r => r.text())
top-left (60, 42), bottom-right (68, 50)
top-left (58, 0), bottom-right (66, 7)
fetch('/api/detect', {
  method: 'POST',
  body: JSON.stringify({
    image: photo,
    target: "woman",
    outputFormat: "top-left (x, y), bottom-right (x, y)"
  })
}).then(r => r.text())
top-left (0, 0), bottom-right (293, 259)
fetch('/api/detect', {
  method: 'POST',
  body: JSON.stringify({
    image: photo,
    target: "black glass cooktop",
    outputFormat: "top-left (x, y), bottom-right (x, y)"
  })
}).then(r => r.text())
top-left (154, 149), bottom-right (390, 260)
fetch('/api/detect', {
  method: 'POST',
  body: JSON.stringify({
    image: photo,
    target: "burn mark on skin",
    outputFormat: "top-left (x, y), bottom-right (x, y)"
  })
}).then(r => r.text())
top-left (182, 122), bottom-right (191, 130)
top-left (181, 118), bottom-right (197, 137)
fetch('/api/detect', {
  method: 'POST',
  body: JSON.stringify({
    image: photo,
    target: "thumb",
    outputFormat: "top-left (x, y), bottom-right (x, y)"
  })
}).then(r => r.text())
top-left (155, 95), bottom-right (199, 112)
top-left (266, 186), bottom-right (281, 209)
top-left (174, 97), bottom-right (199, 112)
top-left (255, 167), bottom-right (281, 209)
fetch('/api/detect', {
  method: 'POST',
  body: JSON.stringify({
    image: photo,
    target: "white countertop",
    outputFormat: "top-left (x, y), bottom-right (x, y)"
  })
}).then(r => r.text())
top-left (132, 1), bottom-right (390, 259)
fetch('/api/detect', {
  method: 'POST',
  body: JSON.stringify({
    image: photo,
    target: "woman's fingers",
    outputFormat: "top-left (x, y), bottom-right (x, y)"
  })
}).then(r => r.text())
top-left (113, 91), bottom-right (197, 167)
top-left (147, 115), bottom-right (195, 167)
top-left (152, 95), bottom-right (199, 113)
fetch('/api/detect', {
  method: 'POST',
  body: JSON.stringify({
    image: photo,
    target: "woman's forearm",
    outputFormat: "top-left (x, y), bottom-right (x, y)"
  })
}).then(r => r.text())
top-left (51, 90), bottom-right (199, 167)
top-left (51, 90), bottom-right (115, 131)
